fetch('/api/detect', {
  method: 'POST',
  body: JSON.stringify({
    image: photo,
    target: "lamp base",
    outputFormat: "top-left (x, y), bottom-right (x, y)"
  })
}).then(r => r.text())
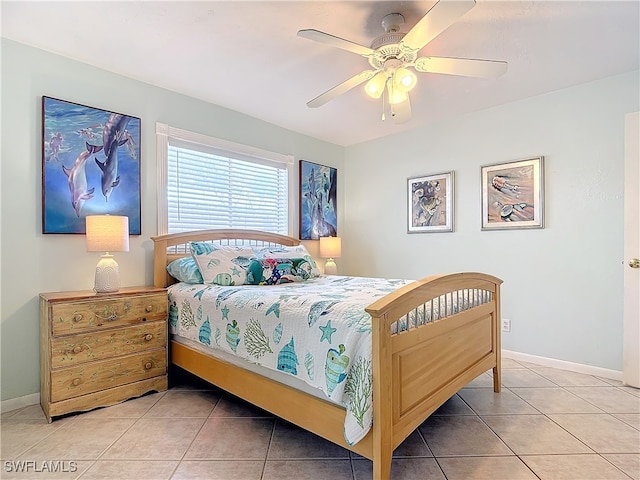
top-left (94, 254), bottom-right (120, 293)
top-left (324, 258), bottom-right (337, 275)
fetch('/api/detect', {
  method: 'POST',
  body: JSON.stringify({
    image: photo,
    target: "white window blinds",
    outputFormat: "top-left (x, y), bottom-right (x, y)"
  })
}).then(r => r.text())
top-left (156, 123), bottom-right (293, 235)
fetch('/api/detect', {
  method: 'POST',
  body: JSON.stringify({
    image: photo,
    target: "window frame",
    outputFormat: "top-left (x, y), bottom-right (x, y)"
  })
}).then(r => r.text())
top-left (156, 122), bottom-right (295, 236)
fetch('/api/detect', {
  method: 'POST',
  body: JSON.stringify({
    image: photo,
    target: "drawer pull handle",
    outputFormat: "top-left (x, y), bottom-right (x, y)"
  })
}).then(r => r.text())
top-left (145, 305), bottom-right (153, 313)
top-left (144, 334), bottom-right (153, 341)
top-left (72, 345), bottom-right (82, 354)
top-left (72, 378), bottom-right (81, 386)
top-left (144, 362), bottom-right (153, 370)
top-left (72, 314), bottom-right (83, 323)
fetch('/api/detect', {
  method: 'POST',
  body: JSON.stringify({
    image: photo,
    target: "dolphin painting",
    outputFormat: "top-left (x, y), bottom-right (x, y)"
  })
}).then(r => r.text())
top-left (62, 142), bottom-right (102, 217)
top-left (95, 136), bottom-right (127, 202)
top-left (102, 113), bottom-right (130, 158)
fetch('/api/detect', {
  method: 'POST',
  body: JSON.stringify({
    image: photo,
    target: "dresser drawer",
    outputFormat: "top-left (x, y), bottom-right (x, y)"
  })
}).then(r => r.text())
top-left (50, 321), bottom-right (166, 368)
top-left (50, 349), bottom-right (167, 402)
top-left (50, 293), bottom-right (167, 336)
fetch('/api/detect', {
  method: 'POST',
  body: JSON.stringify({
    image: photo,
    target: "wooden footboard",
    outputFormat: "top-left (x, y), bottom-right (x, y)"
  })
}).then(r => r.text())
top-left (366, 272), bottom-right (502, 479)
top-left (152, 231), bottom-right (502, 480)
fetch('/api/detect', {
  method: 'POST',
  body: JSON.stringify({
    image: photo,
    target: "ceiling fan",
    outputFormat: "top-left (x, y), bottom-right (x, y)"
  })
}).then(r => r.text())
top-left (298, 0), bottom-right (507, 124)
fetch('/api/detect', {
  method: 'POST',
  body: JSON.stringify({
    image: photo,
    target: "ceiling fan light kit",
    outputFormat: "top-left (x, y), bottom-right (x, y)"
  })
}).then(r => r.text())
top-left (298, 0), bottom-right (507, 124)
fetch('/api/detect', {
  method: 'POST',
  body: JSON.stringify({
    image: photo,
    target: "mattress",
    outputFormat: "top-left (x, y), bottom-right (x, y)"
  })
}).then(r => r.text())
top-left (168, 275), bottom-right (491, 445)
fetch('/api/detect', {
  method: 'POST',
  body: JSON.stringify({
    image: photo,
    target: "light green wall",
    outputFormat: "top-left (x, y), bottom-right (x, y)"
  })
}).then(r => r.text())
top-left (0, 39), bottom-right (344, 401)
top-left (343, 70), bottom-right (640, 371)
top-left (2, 36), bottom-right (638, 402)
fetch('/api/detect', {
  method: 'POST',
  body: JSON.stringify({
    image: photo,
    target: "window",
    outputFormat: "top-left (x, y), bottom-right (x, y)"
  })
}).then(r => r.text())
top-left (156, 123), bottom-right (294, 235)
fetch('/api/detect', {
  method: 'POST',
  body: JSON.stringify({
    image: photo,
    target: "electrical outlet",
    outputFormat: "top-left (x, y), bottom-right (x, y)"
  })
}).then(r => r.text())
top-left (501, 318), bottom-right (511, 332)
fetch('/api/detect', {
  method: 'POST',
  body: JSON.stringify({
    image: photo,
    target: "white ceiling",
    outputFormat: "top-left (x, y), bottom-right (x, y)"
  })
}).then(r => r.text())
top-left (2, 1), bottom-right (639, 146)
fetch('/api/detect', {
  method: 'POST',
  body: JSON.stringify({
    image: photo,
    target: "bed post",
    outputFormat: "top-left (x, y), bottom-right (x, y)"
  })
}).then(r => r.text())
top-left (493, 280), bottom-right (502, 393)
top-left (152, 236), bottom-right (169, 288)
top-left (371, 310), bottom-right (393, 480)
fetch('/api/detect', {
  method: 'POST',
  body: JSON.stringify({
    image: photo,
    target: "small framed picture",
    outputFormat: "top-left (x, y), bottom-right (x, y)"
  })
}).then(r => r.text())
top-left (481, 156), bottom-right (544, 230)
top-left (407, 172), bottom-right (454, 233)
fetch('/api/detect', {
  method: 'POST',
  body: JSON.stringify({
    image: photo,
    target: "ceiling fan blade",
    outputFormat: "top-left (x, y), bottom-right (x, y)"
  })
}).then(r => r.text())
top-left (297, 29), bottom-right (375, 57)
top-left (414, 56), bottom-right (507, 77)
top-left (307, 70), bottom-right (376, 108)
top-left (391, 96), bottom-right (412, 124)
top-left (401, 0), bottom-right (476, 51)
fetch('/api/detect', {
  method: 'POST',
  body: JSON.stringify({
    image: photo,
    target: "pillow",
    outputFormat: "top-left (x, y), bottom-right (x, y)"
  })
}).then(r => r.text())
top-left (190, 241), bottom-right (256, 285)
top-left (166, 256), bottom-right (204, 284)
top-left (253, 245), bottom-right (321, 277)
top-left (245, 258), bottom-right (312, 285)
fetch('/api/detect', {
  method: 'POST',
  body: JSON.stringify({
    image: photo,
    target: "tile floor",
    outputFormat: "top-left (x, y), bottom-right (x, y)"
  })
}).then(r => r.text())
top-left (1, 359), bottom-right (639, 479)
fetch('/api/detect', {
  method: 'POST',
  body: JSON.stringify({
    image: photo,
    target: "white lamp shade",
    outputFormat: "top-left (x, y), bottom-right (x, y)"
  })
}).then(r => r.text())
top-left (86, 215), bottom-right (129, 253)
top-left (319, 236), bottom-right (341, 259)
top-left (86, 215), bottom-right (129, 293)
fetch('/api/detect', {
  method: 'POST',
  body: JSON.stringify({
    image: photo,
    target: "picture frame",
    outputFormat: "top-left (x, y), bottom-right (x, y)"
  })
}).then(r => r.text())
top-left (299, 160), bottom-right (337, 240)
top-left (42, 96), bottom-right (141, 234)
top-left (481, 156), bottom-right (544, 230)
top-left (408, 172), bottom-right (454, 233)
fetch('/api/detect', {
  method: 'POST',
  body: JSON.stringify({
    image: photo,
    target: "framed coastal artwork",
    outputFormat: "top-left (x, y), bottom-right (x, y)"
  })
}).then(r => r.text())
top-left (42, 96), bottom-right (141, 234)
top-left (408, 171), bottom-right (454, 233)
top-left (481, 156), bottom-right (544, 230)
top-left (299, 160), bottom-right (337, 240)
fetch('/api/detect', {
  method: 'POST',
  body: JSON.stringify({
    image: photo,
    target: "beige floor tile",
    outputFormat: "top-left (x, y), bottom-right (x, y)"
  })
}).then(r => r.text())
top-left (465, 372), bottom-right (496, 388)
top-left (521, 453), bottom-right (632, 480)
top-left (1, 418), bottom-right (70, 459)
top-left (78, 460), bottom-right (177, 479)
top-left (437, 455), bottom-right (538, 480)
top-left (1, 460), bottom-right (93, 479)
top-left (548, 413), bottom-right (640, 453)
top-left (4, 405), bottom-right (49, 421)
top-left (268, 419), bottom-right (350, 459)
top-left (566, 386), bottom-right (640, 413)
top-left (1, 409), bottom-right (18, 419)
top-left (352, 457), bottom-right (445, 480)
top-left (602, 453), bottom-right (640, 480)
top-left (431, 394), bottom-right (475, 416)
top-left (528, 367), bottom-right (611, 387)
top-left (263, 459), bottom-right (353, 479)
top-left (171, 460), bottom-right (264, 480)
top-left (101, 417), bottom-right (205, 460)
top-left (393, 430), bottom-right (432, 458)
top-left (501, 358), bottom-right (528, 369)
top-left (209, 394), bottom-right (272, 418)
top-left (459, 388), bottom-right (539, 415)
top-left (144, 389), bottom-right (220, 418)
top-left (501, 369), bottom-right (557, 388)
top-left (183, 417), bottom-right (274, 460)
top-left (510, 387), bottom-right (604, 414)
top-left (482, 414), bottom-right (592, 455)
top-left (18, 418), bottom-right (136, 460)
top-left (80, 392), bottom-right (165, 419)
top-left (621, 386), bottom-right (640, 397)
top-left (419, 415), bottom-right (512, 456)
top-left (613, 413), bottom-right (640, 430)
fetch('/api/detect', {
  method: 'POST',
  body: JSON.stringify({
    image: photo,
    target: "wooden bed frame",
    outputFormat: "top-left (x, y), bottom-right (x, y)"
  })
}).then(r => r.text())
top-left (152, 229), bottom-right (502, 480)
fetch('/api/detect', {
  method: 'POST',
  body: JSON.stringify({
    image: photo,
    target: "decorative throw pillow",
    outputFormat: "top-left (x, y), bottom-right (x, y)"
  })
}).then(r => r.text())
top-left (166, 256), bottom-right (204, 284)
top-left (253, 245), bottom-right (321, 277)
top-left (190, 241), bottom-right (256, 285)
top-left (245, 258), bottom-right (312, 285)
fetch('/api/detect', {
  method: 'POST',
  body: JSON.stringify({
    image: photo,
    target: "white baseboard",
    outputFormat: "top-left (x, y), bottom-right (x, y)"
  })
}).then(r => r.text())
top-left (0, 393), bottom-right (39, 414)
top-left (0, 351), bottom-right (624, 413)
top-left (503, 349), bottom-right (623, 381)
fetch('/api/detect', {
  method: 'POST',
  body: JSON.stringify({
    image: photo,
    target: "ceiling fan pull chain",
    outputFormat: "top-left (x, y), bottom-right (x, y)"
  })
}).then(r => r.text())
top-left (381, 90), bottom-right (386, 121)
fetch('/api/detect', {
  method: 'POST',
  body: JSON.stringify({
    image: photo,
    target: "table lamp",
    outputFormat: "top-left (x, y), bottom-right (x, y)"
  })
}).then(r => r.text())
top-left (86, 215), bottom-right (129, 293)
top-left (319, 236), bottom-right (341, 275)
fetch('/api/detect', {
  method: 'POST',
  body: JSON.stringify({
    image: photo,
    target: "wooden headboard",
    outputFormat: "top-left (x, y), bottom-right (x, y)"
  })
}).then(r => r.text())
top-left (151, 229), bottom-right (301, 288)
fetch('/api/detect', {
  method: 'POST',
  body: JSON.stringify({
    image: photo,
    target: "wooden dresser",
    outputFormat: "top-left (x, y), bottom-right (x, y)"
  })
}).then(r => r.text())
top-left (39, 286), bottom-right (168, 422)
